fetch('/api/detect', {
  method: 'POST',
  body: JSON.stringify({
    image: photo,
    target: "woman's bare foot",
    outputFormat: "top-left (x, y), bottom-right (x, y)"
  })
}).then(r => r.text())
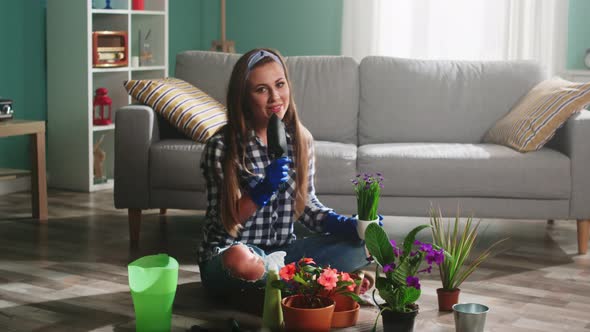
top-left (352, 270), bottom-right (375, 295)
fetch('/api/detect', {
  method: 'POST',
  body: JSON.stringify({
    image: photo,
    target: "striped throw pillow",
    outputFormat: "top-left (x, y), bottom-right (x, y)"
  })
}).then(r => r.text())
top-left (124, 78), bottom-right (227, 142)
top-left (484, 78), bottom-right (590, 152)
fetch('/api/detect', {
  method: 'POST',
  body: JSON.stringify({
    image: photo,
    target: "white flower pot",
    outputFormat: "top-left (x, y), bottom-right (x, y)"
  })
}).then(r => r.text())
top-left (356, 217), bottom-right (379, 240)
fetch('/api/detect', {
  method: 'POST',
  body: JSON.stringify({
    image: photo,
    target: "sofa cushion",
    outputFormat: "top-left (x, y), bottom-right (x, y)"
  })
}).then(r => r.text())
top-left (150, 138), bottom-right (356, 194)
top-left (313, 141), bottom-right (357, 194)
top-left (176, 51), bottom-right (360, 144)
top-left (124, 78), bottom-right (227, 142)
top-left (286, 56), bottom-right (359, 144)
top-left (359, 57), bottom-right (546, 145)
top-left (484, 78), bottom-right (590, 152)
top-left (175, 51), bottom-right (241, 105)
top-left (357, 143), bottom-right (570, 199)
top-left (150, 139), bottom-right (206, 191)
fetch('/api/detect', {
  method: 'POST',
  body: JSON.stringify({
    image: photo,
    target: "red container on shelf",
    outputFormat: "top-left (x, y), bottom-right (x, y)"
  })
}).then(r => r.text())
top-left (132, 0), bottom-right (144, 10)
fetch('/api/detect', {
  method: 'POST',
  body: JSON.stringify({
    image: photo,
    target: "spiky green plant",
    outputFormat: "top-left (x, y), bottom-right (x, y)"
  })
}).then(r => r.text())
top-left (351, 173), bottom-right (384, 221)
top-left (429, 206), bottom-right (507, 290)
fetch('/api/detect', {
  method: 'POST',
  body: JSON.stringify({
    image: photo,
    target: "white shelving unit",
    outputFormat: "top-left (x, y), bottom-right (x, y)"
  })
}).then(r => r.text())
top-left (47, 0), bottom-right (168, 192)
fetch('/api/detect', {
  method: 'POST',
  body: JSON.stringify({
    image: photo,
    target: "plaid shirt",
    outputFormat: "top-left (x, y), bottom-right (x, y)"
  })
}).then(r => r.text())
top-left (197, 129), bottom-right (331, 263)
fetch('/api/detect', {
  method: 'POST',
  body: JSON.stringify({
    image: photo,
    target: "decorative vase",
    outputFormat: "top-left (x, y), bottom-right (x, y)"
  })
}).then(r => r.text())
top-left (437, 288), bottom-right (461, 312)
top-left (132, 0), bottom-right (145, 10)
top-left (281, 295), bottom-right (334, 332)
top-left (381, 305), bottom-right (419, 332)
top-left (331, 293), bottom-right (360, 328)
top-left (356, 217), bottom-right (380, 240)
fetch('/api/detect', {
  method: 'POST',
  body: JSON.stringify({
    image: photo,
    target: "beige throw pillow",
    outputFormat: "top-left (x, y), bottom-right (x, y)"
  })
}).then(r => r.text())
top-left (484, 78), bottom-right (590, 152)
top-left (124, 78), bottom-right (227, 142)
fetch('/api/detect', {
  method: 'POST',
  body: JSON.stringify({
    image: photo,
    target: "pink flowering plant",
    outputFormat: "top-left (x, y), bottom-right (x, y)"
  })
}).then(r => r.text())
top-left (271, 257), bottom-right (361, 308)
top-left (364, 223), bottom-right (445, 327)
top-left (352, 172), bottom-right (384, 221)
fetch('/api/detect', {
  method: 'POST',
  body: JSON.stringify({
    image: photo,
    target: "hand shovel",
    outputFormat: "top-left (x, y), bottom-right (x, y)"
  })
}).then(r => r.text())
top-left (267, 113), bottom-right (287, 160)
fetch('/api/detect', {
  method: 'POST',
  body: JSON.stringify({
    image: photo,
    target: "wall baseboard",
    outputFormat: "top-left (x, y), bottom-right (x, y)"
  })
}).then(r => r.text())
top-left (0, 176), bottom-right (31, 196)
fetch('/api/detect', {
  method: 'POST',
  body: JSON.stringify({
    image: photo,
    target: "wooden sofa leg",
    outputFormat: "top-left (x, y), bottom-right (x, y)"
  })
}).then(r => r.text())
top-left (129, 208), bottom-right (142, 246)
top-left (577, 219), bottom-right (589, 255)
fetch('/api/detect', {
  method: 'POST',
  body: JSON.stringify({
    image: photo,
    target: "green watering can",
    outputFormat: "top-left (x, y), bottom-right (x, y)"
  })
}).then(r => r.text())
top-left (128, 254), bottom-right (179, 332)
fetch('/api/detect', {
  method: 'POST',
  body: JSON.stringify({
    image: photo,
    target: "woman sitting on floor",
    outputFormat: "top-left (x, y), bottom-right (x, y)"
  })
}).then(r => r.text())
top-left (197, 48), bottom-right (372, 296)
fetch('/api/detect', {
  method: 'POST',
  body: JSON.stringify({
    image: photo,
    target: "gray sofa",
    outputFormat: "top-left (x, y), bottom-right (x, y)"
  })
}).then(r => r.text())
top-left (115, 50), bottom-right (590, 254)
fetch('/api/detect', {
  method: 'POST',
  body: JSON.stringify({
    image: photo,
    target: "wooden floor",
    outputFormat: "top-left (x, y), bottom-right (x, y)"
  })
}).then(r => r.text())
top-left (0, 189), bottom-right (589, 331)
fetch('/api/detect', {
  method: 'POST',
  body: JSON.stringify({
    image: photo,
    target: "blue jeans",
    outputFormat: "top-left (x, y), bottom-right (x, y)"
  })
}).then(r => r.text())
top-left (199, 234), bottom-right (369, 295)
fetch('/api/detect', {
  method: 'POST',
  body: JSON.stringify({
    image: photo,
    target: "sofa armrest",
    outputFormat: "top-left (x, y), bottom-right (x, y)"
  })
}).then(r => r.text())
top-left (114, 105), bottom-right (160, 209)
top-left (551, 110), bottom-right (590, 218)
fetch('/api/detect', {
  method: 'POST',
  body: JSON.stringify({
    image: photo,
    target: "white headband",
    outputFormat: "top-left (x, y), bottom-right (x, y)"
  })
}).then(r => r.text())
top-left (246, 50), bottom-right (281, 78)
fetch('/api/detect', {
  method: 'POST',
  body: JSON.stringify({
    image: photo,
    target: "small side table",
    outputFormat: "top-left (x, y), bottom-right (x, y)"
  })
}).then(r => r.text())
top-left (0, 120), bottom-right (48, 221)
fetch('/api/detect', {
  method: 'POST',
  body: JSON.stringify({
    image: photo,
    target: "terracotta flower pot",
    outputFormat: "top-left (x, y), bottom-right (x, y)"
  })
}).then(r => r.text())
top-left (437, 288), bottom-right (461, 312)
top-left (381, 304), bottom-right (419, 332)
top-left (281, 295), bottom-right (334, 332)
top-left (332, 301), bottom-right (360, 328)
top-left (331, 293), bottom-right (360, 328)
top-left (332, 293), bottom-right (357, 311)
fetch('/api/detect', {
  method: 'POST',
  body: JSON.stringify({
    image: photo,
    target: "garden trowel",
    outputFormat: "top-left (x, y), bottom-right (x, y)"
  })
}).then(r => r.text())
top-left (267, 113), bottom-right (287, 160)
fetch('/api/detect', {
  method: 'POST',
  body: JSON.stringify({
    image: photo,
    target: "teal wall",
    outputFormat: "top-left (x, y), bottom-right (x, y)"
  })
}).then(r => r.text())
top-left (567, 0), bottom-right (590, 70)
top-left (0, 0), bottom-right (204, 170)
top-left (10, 1), bottom-right (588, 171)
top-left (0, 0), bottom-right (339, 171)
top-left (169, 0), bottom-right (202, 76)
top-left (0, 0), bottom-right (46, 170)
top-left (199, 0), bottom-right (342, 56)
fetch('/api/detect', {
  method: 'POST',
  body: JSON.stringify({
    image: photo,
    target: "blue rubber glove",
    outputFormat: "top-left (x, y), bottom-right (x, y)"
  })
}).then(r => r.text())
top-left (248, 157), bottom-right (291, 207)
top-left (324, 211), bottom-right (358, 237)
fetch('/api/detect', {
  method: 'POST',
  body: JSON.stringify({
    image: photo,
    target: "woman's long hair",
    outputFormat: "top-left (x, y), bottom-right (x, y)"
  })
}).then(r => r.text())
top-left (221, 48), bottom-right (311, 237)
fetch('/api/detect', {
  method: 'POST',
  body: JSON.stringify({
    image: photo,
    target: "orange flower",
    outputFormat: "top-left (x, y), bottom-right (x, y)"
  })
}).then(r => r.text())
top-left (318, 268), bottom-right (338, 290)
top-left (299, 257), bottom-right (316, 265)
top-left (271, 257), bottom-right (362, 309)
top-left (340, 272), bottom-right (356, 292)
top-left (279, 263), bottom-right (296, 281)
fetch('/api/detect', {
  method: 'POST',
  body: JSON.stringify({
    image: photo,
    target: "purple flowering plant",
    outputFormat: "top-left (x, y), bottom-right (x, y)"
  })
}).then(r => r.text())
top-left (364, 223), bottom-right (445, 327)
top-left (351, 172), bottom-right (384, 221)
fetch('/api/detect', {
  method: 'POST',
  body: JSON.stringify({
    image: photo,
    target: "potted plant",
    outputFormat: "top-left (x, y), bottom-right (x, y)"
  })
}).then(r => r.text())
top-left (429, 206), bottom-right (507, 311)
top-left (352, 172), bottom-right (384, 239)
top-left (364, 223), bottom-right (444, 332)
top-left (272, 257), bottom-right (361, 331)
top-left (331, 270), bottom-right (365, 328)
